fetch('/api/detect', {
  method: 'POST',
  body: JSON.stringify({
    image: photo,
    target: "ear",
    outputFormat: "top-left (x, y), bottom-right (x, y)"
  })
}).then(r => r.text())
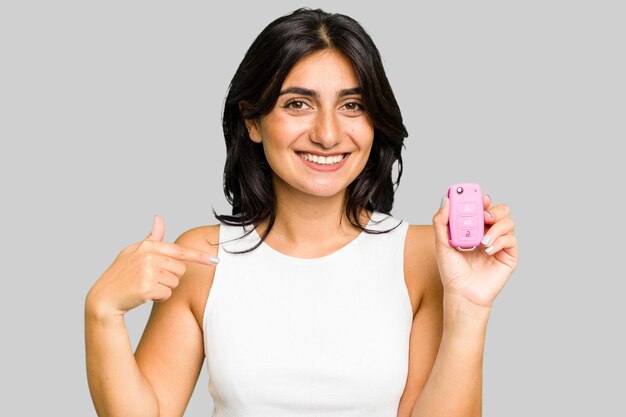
top-left (245, 119), bottom-right (262, 143)
top-left (239, 101), bottom-right (262, 143)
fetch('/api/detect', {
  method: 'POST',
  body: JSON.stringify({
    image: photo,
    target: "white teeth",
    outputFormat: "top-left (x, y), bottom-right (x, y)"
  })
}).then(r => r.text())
top-left (298, 152), bottom-right (345, 165)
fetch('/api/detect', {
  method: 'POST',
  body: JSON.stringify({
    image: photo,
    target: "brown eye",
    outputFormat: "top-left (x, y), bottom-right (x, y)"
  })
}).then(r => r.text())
top-left (284, 100), bottom-right (311, 110)
top-left (343, 102), bottom-right (364, 111)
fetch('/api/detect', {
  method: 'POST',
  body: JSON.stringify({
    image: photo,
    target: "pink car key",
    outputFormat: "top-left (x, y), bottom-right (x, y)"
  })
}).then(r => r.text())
top-left (447, 183), bottom-right (485, 250)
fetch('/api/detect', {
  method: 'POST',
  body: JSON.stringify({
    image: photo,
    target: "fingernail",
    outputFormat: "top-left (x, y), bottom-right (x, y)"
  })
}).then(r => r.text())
top-left (209, 256), bottom-right (220, 265)
top-left (440, 197), bottom-right (444, 209)
top-left (485, 194), bottom-right (491, 201)
top-left (481, 235), bottom-right (492, 245)
top-left (485, 245), bottom-right (494, 254)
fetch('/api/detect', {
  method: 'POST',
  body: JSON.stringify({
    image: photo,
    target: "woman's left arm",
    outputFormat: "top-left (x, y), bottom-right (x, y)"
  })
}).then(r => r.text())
top-left (408, 194), bottom-right (519, 417)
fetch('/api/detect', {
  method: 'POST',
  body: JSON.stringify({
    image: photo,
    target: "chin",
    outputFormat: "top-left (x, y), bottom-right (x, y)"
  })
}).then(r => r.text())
top-left (301, 185), bottom-right (348, 198)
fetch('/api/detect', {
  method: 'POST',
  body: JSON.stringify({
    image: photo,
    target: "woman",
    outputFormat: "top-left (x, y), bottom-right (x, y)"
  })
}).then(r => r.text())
top-left (85, 8), bottom-right (518, 417)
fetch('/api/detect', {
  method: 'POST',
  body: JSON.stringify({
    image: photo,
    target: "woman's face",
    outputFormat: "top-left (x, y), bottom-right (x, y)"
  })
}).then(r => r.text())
top-left (245, 49), bottom-right (375, 200)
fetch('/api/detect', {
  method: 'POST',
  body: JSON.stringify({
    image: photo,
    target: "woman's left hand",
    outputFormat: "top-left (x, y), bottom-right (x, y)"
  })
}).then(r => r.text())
top-left (432, 194), bottom-right (519, 310)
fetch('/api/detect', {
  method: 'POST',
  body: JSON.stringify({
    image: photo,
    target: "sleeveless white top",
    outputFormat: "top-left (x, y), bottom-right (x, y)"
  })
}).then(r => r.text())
top-left (202, 211), bottom-right (413, 417)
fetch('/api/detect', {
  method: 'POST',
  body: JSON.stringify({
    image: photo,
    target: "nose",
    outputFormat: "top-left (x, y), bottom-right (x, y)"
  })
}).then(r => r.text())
top-left (311, 108), bottom-right (341, 149)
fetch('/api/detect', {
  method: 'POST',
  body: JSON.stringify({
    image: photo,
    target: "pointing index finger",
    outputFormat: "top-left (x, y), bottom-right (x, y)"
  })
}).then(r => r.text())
top-left (164, 242), bottom-right (219, 265)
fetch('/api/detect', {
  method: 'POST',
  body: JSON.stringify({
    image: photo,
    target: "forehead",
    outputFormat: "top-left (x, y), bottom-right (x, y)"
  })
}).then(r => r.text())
top-left (281, 49), bottom-right (359, 90)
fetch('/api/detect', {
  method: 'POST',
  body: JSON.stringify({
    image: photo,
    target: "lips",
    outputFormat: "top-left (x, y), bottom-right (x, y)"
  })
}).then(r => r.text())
top-left (296, 151), bottom-right (351, 171)
top-left (296, 152), bottom-right (347, 165)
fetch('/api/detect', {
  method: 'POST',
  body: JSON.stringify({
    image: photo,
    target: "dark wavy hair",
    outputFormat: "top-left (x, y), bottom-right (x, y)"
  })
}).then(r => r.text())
top-left (212, 8), bottom-right (408, 253)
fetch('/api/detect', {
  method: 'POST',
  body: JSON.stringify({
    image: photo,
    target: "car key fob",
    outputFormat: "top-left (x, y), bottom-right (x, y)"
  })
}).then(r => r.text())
top-left (447, 183), bottom-right (484, 250)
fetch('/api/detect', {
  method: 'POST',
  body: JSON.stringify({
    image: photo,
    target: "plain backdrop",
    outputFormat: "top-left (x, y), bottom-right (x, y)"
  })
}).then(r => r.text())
top-left (1, 1), bottom-right (624, 416)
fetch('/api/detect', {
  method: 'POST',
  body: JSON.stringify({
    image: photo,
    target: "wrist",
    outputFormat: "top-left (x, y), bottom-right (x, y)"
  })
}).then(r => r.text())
top-left (84, 291), bottom-right (125, 325)
top-left (443, 292), bottom-right (491, 335)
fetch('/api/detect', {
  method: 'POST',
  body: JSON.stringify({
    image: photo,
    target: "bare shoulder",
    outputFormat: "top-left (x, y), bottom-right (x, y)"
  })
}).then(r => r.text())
top-left (172, 224), bottom-right (221, 330)
top-left (403, 224), bottom-right (442, 316)
top-left (174, 224), bottom-right (221, 254)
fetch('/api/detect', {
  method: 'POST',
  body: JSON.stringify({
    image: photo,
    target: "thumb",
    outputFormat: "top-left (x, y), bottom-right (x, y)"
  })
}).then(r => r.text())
top-left (433, 196), bottom-right (451, 249)
top-left (145, 214), bottom-right (165, 242)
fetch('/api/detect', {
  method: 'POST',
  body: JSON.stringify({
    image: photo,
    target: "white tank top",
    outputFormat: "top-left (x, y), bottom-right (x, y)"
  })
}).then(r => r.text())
top-left (202, 211), bottom-right (413, 417)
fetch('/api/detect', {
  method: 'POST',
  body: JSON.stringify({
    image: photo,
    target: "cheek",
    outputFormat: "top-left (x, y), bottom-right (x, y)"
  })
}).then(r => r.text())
top-left (350, 122), bottom-right (374, 149)
top-left (345, 113), bottom-right (374, 135)
top-left (262, 113), bottom-right (308, 143)
top-left (258, 116), bottom-right (304, 170)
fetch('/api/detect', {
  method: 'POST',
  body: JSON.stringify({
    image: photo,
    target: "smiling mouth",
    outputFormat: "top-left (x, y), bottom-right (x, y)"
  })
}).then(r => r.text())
top-left (296, 152), bottom-right (348, 165)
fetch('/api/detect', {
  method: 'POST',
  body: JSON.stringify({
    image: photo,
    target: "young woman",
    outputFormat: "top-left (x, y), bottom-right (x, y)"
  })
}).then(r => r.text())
top-left (85, 8), bottom-right (518, 417)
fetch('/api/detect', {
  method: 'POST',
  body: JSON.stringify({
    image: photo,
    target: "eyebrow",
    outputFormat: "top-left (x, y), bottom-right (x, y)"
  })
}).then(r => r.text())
top-left (278, 86), bottom-right (362, 98)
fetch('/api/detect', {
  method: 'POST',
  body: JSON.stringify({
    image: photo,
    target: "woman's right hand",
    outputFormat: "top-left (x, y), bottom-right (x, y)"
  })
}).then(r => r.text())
top-left (85, 215), bottom-right (219, 318)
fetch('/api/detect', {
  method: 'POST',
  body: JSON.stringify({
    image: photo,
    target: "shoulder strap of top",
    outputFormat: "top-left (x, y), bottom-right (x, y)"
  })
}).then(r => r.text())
top-left (217, 220), bottom-right (259, 254)
top-left (366, 211), bottom-right (405, 232)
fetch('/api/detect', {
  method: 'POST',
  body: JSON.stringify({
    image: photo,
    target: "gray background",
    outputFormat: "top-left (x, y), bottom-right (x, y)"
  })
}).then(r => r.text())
top-left (1, 0), bottom-right (624, 415)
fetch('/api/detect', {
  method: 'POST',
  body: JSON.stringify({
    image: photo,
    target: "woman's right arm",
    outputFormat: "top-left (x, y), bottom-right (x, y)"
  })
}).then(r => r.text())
top-left (84, 216), bottom-right (218, 417)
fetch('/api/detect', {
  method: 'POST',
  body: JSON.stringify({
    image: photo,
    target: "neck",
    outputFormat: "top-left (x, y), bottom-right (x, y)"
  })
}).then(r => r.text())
top-left (255, 181), bottom-right (372, 249)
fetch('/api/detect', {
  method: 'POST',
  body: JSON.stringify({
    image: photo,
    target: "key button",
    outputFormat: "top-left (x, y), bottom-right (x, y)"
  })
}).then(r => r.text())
top-left (459, 203), bottom-right (477, 214)
top-left (459, 216), bottom-right (478, 229)
top-left (459, 228), bottom-right (477, 241)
